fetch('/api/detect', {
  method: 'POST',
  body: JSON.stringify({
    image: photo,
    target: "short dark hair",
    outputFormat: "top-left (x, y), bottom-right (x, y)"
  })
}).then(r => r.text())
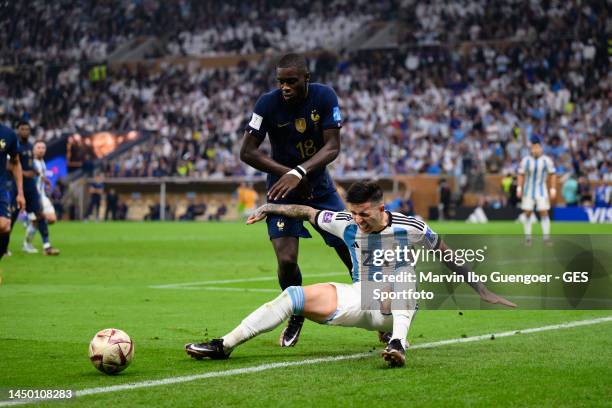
top-left (277, 53), bottom-right (308, 72)
top-left (16, 120), bottom-right (30, 129)
top-left (346, 181), bottom-right (383, 204)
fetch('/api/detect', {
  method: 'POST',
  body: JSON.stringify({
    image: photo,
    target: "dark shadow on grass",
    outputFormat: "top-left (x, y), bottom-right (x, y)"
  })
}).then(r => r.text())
top-left (80, 369), bottom-right (140, 379)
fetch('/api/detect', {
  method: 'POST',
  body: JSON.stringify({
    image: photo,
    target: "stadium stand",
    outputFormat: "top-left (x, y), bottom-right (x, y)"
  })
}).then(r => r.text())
top-left (0, 0), bottom-right (609, 220)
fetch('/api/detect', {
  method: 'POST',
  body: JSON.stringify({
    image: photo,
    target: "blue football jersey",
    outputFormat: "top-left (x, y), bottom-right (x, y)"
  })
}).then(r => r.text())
top-left (0, 125), bottom-right (20, 184)
top-left (246, 83), bottom-right (342, 199)
top-left (18, 140), bottom-right (37, 190)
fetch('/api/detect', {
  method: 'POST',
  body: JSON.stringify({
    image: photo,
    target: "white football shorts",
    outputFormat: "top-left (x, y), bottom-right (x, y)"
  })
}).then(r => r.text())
top-left (324, 282), bottom-right (395, 332)
top-left (521, 196), bottom-right (550, 211)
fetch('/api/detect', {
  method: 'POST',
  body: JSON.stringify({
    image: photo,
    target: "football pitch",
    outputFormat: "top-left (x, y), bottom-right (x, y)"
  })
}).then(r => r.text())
top-left (1, 221), bottom-right (611, 407)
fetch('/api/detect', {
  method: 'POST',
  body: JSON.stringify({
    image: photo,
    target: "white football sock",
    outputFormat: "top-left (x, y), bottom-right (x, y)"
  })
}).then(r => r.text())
top-left (25, 222), bottom-right (37, 244)
top-left (391, 309), bottom-right (416, 349)
top-left (541, 216), bottom-right (551, 239)
top-left (523, 214), bottom-right (532, 238)
top-left (222, 286), bottom-right (303, 350)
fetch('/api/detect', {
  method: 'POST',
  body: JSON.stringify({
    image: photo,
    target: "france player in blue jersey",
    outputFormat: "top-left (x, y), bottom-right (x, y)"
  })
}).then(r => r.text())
top-left (240, 53), bottom-right (353, 347)
top-left (0, 124), bottom-right (25, 260)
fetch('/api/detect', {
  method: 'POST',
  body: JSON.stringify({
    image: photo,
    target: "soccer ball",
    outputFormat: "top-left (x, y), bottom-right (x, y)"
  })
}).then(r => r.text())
top-left (88, 328), bottom-right (134, 375)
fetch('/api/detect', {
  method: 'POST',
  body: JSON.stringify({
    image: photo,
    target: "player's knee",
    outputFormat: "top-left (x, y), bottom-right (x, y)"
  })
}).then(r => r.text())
top-left (46, 215), bottom-right (56, 224)
top-left (277, 256), bottom-right (298, 273)
top-left (0, 219), bottom-right (10, 234)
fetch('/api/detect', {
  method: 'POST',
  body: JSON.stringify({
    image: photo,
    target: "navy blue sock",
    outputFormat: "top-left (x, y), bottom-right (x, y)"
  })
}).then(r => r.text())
top-left (38, 218), bottom-right (50, 245)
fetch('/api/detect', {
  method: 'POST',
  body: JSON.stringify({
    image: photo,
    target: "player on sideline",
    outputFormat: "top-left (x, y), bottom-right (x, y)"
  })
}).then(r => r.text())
top-left (517, 137), bottom-right (556, 245)
top-left (186, 181), bottom-right (516, 367)
top-left (14, 122), bottom-right (59, 255)
top-left (0, 124), bottom-right (25, 260)
top-left (240, 53), bottom-right (353, 347)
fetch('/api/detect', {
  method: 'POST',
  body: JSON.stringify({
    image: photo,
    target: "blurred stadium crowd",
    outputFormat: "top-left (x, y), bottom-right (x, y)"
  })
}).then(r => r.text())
top-left (1, 0), bottom-right (610, 186)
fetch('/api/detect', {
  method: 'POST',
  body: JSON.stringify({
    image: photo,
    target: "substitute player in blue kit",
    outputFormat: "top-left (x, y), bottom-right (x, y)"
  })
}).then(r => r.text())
top-left (240, 53), bottom-right (353, 347)
top-left (0, 123), bottom-right (25, 260)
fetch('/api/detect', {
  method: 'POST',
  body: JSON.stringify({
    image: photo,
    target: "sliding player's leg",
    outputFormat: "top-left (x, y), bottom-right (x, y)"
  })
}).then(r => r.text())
top-left (185, 284), bottom-right (338, 360)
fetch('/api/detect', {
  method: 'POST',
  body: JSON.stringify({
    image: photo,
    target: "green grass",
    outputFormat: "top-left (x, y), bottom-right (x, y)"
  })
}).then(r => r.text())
top-left (0, 221), bottom-right (611, 407)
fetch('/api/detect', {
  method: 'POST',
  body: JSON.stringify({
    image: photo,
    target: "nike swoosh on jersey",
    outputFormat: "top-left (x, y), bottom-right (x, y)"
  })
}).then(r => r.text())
top-left (277, 122), bottom-right (290, 127)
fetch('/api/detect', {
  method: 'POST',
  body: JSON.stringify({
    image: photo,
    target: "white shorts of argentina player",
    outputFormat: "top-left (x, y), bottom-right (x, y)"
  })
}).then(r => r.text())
top-left (519, 154), bottom-right (555, 212)
top-left (520, 195), bottom-right (550, 212)
top-left (323, 282), bottom-right (396, 332)
top-left (41, 194), bottom-right (55, 215)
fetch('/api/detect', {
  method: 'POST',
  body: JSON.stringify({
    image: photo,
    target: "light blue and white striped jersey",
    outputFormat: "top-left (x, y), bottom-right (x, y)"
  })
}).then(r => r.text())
top-left (518, 154), bottom-right (555, 199)
top-left (314, 210), bottom-right (439, 283)
top-left (33, 158), bottom-right (47, 197)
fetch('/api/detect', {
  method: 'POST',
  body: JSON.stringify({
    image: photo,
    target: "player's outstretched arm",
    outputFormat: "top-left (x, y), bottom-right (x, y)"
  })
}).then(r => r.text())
top-left (246, 203), bottom-right (317, 225)
top-left (438, 240), bottom-right (517, 308)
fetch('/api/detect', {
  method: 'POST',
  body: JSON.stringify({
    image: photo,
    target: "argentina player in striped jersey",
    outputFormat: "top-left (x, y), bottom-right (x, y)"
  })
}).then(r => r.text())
top-left (517, 137), bottom-right (556, 245)
top-left (186, 181), bottom-right (515, 367)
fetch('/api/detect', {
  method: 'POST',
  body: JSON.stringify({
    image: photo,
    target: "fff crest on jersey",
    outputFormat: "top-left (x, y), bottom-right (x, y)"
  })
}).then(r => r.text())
top-left (276, 220), bottom-right (285, 231)
top-left (0, 139), bottom-right (5, 151)
top-left (295, 118), bottom-right (307, 133)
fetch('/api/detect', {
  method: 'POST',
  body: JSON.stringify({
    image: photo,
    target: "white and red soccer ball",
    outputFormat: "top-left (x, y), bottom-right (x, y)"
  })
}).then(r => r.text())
top-left (88, 328), bottom-right (134, 374)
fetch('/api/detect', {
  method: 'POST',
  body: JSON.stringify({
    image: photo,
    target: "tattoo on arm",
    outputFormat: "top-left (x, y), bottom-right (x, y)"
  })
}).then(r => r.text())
top-left (262, 204), bottom-right (316, 223)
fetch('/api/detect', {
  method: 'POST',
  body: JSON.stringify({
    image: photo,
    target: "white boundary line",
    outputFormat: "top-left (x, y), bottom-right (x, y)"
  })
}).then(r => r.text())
top-left (173, 286), bottom-right (280, 293)
top-left (1, 316), bottom-right (611, 406)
